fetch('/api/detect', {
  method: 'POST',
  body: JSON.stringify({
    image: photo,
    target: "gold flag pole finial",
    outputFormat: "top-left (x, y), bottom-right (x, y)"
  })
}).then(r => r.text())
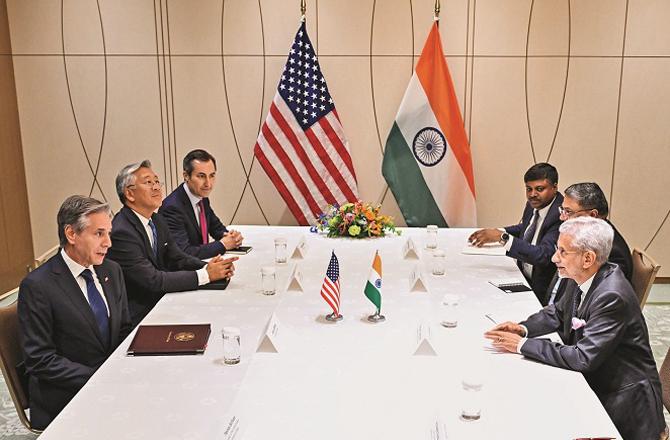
top-left (434, 0), bottom-right (441, 20)
top-left (301, 0), bottom-right (306, 16)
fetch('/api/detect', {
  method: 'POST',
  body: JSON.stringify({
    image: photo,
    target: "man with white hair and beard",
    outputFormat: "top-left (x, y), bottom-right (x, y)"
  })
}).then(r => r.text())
top-left (485, 216), bottom-right (666, 440)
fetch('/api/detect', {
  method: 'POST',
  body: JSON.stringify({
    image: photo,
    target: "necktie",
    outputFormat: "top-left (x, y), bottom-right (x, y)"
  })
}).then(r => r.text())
top-left (572, 287), bottom-right (583, 319)
top-left (148, 219), bottom-right (158, 256)
top-left (198, 200), bottom-right (208, 244)
top-left (80, 269), bottom-right (110, 345)
top-left (523, 210), bottom-right (540, 243)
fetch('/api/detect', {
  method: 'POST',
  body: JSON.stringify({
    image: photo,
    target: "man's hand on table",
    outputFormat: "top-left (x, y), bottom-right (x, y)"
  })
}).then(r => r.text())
top-left (484, 321), bottom-right (526, 353)
top-left (206, 255), bottom-right (239, 281)
top-left (468, 228), bottom-right (503, 247)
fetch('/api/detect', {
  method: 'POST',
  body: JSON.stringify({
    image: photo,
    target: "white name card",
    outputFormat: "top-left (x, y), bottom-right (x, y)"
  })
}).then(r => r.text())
top-left (256, 312), bottom-right (282, 353)
top-left (290, 236), bottom-right (308, 259)
top-left (219, 413), bottom-right (244, 440)
top-left (409, 265), bottom-right (428, 293)
top-left (285, 264), bottom-right (304, 293)
top-left (413, 323), bottom-right (438, 356)
top-left (402, 237), bottom-right (420, 260)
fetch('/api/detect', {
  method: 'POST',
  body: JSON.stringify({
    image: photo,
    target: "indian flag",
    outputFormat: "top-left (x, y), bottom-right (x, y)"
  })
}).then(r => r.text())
top-left (364, 252), bottom-right (382, 311)
top-left (382, 22), bottom-right (476, 227)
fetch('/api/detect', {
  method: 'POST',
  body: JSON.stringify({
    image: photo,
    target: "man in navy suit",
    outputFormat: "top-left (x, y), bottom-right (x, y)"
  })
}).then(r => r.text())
top-left (469, 163), bottom-right (563, 303)
top-left (107, 160), bottom-right (237, 326)
top-left (18, 196), bottom-right (132, 429)
top-left (485, 217), bottom-right (666, 440)
top-left (159, 149), bottom-right (244, 259)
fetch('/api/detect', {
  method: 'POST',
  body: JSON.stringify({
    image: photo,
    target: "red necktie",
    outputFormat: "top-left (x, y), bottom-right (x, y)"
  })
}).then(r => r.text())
top-left (198, 200), bottom-right (208, 244)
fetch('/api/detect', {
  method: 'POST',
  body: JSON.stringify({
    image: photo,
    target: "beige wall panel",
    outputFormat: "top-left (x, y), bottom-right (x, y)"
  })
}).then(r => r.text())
top-left (474, 0), bottom-right (531, 55)
top-left (469, 57), bottom-right (533, 227)
top-left (61, 57), bottom-right (106, 167)
top-left (228, 184), bottom-right (271, 226)
top-left (610, 58), bottom-right (670, 275)
top-left (98, 0), bottom-right (157, 54)
top-left (525, 57), bottom-right (570, 162)
top-left (102, 57), bottom-right (166, 211)
top-left (527, 0), bottom-right (569, 56)
top-left (626, 0), bottom-right (670, 56)
top-left (260, 0), bottom-right (318, 56)
top-left (6, 0), bottom-right (61, 54)
top-left (170, 56), bottom-right (248, 226)
top-left (370, 0), bottom-right (412, 56)
top-left (320, 57), bottom-right (381, 203)
top-left (223, 56), bottom-right (266, 171)
top-left (222, 0), bottom-right (262, 55)
top-left (547, 58), bottom-right (620, 189)
top-left (61, 0), bottom-right (103, 54)
top-left (13, 57), bottom-right (99, 254)
top-left (570, 0), bottom-right (626, 56)
top-left (168, 0), bottom-right (221, 55)
top-left (318, 0), bottom-right (373, 55)
top-left (248, 157), bottom-right (299, 226)
top-left (409, 0), bottom-right (469, 56)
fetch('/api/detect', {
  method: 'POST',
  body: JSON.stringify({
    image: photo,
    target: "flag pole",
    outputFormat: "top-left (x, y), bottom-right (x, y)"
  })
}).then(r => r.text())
top-left (301, 0), bottom-right (306, 20)
top-left (434, 0), bottom-right (440, 21)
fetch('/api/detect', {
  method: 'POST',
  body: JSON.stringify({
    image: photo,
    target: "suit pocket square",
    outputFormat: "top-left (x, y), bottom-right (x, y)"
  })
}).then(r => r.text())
top-left (571, 317), bottom-right (586, 330)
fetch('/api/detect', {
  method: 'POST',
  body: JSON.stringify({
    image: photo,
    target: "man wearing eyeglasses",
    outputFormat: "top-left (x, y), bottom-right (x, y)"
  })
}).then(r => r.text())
top-left (468, 163), bottom-right (563, 302)
top-left (107, 160), bottom-right (238, 326)
top-left (485, 217), bottom-right (666, 440)
top-left (547, 182), bottom-right (633, 305)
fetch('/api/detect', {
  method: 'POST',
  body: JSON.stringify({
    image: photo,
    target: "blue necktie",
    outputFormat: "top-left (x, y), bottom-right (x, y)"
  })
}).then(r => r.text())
top-left (80, 269), bottom-right (110, 345)
top-left (523, 210), bottom-right (540, 243)
top-left (148, 219), bottom-right (158, 256)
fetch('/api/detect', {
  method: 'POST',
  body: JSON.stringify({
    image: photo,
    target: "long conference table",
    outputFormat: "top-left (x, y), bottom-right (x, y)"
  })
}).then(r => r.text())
top-left (38, 227), bottom-right (620, 439)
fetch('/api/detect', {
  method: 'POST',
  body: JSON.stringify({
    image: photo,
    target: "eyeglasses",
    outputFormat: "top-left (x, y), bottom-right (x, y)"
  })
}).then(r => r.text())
top-left (558, 206), bottom-right (593, 217)
top-left (553, 244), bottom-right (583, 258)
top-left (127, 180), bottom-right (164, 190)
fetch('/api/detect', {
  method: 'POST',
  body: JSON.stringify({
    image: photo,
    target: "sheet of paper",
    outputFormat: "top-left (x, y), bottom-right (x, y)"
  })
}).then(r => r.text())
top-left (461, 243), bottom-right (506, 256)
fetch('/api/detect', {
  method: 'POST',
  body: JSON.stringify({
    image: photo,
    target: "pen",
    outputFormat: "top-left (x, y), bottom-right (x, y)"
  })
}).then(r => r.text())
top-left (485, 314), bottom-right (497, 324)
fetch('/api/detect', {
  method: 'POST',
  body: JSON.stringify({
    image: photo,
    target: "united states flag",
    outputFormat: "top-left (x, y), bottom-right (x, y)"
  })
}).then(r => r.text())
top-left (320, 251), bottom-right (341, 315)
top-left (253, 21), bottom-right (359, 225)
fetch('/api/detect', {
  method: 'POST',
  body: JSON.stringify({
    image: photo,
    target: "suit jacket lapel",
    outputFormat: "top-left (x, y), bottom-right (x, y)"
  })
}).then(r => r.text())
top-left (178, 184), bottom-right (200, 234)
top-left (94, 264), bottom-right (116, 347)
top-left (123, 206), bottom-right (157, 265)
top-left (51, 254), bottom-right (107, 349)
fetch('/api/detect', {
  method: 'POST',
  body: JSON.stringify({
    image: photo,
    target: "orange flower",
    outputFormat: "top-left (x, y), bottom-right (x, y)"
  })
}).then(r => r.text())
top-left (364, 209), bottom-right (375, 221)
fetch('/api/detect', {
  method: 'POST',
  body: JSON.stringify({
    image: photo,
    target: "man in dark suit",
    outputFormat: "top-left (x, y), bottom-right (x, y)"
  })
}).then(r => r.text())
top-left (485, 217), bottom-right (666, 440)
top-left (546, 182), bottom-right (633, 304)
top-left (18, 196), bottom-right (132, 429)
top-left (107, 160), bottom-right (237, 326)
top-left (469, 163), bottom-right (563, 302)
top-left (159, 149), bottom-right (244, 259)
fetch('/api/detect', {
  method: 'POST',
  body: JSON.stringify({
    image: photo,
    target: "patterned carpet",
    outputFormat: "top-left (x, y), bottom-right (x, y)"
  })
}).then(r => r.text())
top-left (2, 304), bottom-right (669, 438)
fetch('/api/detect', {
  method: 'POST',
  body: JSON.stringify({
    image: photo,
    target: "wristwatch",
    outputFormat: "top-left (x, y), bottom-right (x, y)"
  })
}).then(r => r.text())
top-left (499, 232), bottom-right (509, 245)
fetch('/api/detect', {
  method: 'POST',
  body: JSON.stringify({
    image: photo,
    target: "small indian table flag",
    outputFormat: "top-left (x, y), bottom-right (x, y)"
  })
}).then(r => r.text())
top-left (365, 251), bottom-right (385, 322)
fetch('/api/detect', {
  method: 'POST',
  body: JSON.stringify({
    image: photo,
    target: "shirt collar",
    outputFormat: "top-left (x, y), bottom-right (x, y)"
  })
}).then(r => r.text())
top-left (534, 196), bottom-right (555, 220)
top-left (130, 208), bottom-right (152, 227)
top-left (578, 272), bottom-right (596, 295)
top-left (183, 183), bottom-right (202, 207)
top-left (60, 248), bottom-right (92, 279)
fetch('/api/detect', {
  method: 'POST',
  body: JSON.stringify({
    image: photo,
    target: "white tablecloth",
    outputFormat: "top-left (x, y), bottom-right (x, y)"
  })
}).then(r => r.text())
top-left (38, 227), bottom-right (620, 440)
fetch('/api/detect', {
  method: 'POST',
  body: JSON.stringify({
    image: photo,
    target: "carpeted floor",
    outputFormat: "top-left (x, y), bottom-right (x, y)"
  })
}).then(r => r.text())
top-left (2, 304), bottom-right (669, 438)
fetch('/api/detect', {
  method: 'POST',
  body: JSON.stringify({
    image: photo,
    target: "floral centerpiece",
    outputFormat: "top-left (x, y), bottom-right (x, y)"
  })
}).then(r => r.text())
top-left (317, 201), bottom-right (400, 238)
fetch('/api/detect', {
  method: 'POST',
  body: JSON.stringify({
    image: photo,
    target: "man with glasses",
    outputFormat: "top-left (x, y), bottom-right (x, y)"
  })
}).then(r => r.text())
top-left (107, 160), bottom-right (238, 326)
top-left (547, 182), bottom-right (633, 305)
top-left (159, 149), bottom-right (244, 259)
top-left (485, 217), bottom-right (666, 440)
top-left (469, 163), bottom-right (563, 302)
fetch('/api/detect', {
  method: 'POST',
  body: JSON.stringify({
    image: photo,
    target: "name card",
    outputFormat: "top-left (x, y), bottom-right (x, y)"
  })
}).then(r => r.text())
top-left (402, 237), bottom-right (420, 260)
top-left (285, 264), bottom-right (304, 293)
top-left (429, 416), bottom-right (448, 440)
top-left (256, 312), bottom-right (282, 353)
top-left (413, 323), bottom-right (438, 356)
top-left (409, 265), bottom-right (428, 293)
top-left (219, 413), bottom-right (244, 440)
top-left (291, 236), bottom-right (309, 259)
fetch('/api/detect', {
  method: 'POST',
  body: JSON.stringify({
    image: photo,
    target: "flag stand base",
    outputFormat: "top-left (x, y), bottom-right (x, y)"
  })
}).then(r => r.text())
top-left (325, 313), bottom-right (343, 322)
top-left (367, 312), bottom-right (386, 323)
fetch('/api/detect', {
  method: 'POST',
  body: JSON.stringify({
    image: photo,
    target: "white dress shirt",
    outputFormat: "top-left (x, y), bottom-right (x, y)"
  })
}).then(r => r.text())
top-left (183, 183), bottom-right (204, 228)
top-left (61, 248), bottom-right (110, 317)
